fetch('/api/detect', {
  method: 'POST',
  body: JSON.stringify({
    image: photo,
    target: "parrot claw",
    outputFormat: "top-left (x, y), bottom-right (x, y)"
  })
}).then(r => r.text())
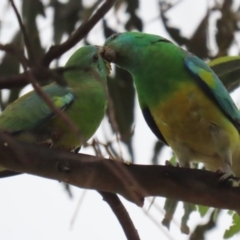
top-left (38, 139), bottom-right (53, 148)
top-left (219, 173), bottom-right (233, 182)
top-left (228, 178), bottom-right (240, 187)
top-left (216, 168), bottom-right (234, 182)
top-left (216, 168), bottom-right (225, 175)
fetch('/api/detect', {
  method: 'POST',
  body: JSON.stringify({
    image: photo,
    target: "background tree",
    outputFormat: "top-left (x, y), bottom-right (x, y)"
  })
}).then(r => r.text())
top-left (1, 0), bottom-right (240, 239)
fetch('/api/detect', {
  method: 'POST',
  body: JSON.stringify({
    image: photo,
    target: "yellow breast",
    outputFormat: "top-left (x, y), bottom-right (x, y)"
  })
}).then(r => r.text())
top-left (150, 82), bottom-right (239, 167)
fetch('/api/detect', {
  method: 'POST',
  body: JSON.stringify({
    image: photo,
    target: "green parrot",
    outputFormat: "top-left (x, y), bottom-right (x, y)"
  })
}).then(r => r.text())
top-left (102, 32), bottom-right (240, 180)
top-left (0, 45), bottom-right (109, 176)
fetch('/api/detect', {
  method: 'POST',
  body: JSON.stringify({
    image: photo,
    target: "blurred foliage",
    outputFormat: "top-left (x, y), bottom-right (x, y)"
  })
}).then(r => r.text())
top-left (103, 18), bottom-right (135, 160)
top-left (224, 213), bottom-right (240, 238)
top-left (162, 198), bottom-right (178, 229)
top-left (209, 56), bottom-right (240, 91)
top-left (0, 31), bottom-right (22, 77)
top-left (214, 0), bottom-right (238, 57)
top-left (22, 0), bottom-right (45, 59)
top-left (198, 205), bottom-right (211, 217)
top-left (0, 30), bottom-right (23, 110)
top-left (181, 203), bottom-right (196, 234)
top-left (151, 141), bottom-right (165, 164)
top-left (115, 0), bottom-right (143, 31)
top-left (1, 0), bottom-right (240, 238)
top-left (159, 0), bottom-right (240, 59)
top-left (50, 0), bottom-right (82, 44)
top-left (107, 68), bottom-right (135, 159)
top-left (190, 209), bottom-right (220, 240)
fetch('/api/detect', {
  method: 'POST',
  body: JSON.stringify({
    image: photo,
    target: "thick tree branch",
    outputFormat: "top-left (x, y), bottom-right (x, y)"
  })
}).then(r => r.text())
top-left (0, 133), bottom-right (240, 210)
top-left (41, 0), bottom-right (116, 67)
top-left (0, 73), bottom-right (28, 88)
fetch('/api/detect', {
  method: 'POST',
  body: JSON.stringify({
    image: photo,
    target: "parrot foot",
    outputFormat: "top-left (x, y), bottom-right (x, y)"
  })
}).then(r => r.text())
top-left (38, 139), bottom-right (53, 148)
top-left (216, 168), bottom-right (233, 182)
top-left (228, 178), bottom-right (240, 187)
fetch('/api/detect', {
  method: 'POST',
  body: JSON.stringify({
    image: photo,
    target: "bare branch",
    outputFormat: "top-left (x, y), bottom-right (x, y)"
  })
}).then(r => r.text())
top-left (9, 0), bottom-right (35, 64)
top-left (92, 138), bottom-right (140, 240)
top-left (0, 73), bottom-right (28, 88)
top-left (0, 66), bottom-right (68, 89)
top-left (0, 43), bottom-right (29, 67)
top-left (41, 0), bottom-right (116, 67)
top-left (0, 133), bottom-right (240, 210)
top-left (99, 191), bottom-right (140, 240)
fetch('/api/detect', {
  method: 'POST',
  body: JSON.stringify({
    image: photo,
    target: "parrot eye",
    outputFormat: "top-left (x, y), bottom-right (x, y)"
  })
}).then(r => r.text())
top-left (93, 54), bottom-right (99, 62)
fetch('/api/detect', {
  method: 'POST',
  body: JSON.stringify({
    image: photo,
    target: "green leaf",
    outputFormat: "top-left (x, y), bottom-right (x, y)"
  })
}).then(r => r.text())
top-left (181, 203), bottom-right (196, 234)
top-left (22, 0), bottom-right (45, 58)
top-left (107, 67), bottom-right (135, 160)
top-left (169, 154), bottom-right (177, 165)
top-left (224, 213), bottom-right (240, 239)
top-left (51, 0), bottom-right (82, 44)
top-left (228, 210), bottom-right (234, 215)
top-left (151, 141), bottom-right (165, 164)
top-left (22, 0), bottom-right (45, 19)
top-left (103, 19), bottom-right (116, 39)
top-left (215, 1), bottom-right (235, 57)
top-left (190, 209), bottom-right (219, 240)
top-left (116, 0), bottom-right (143, 31)
top-left (0, 31), bottom-right (23, 109)
top-left (198, 205), bottom-right (210, 217)
top-left (161, 198), bottom-right (178, 229)
top-left (159, 1), bottom-right (188, 46)
top-left (0, 31), bottom-right (22, 77)
top-left (187, 11), bottom-right (209, 59)
top-left (208, 56), bottom-right (240, 75)
top-left (208, 56), bottom-right (240, 91)
top-left (125, 12), bottom-right (143, 31)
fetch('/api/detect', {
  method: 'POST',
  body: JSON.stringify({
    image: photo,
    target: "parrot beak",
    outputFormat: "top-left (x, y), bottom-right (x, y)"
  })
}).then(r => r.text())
top-left (96, 45), bottom-right (105, 54)
top-left (104, 60), bottom-right (112, 76)
top-left (101, 46), bottom-right (116, 63)
top-left (95, 45), bottom-right (112, 76)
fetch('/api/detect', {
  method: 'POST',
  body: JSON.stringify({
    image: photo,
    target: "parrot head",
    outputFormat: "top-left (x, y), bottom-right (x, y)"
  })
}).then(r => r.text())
top-left (102, 32), bottom-right (171, 71)
top-left (64, 45), bottom-right (111, 81)
top-left (102, 32), bottom-right (139, 69)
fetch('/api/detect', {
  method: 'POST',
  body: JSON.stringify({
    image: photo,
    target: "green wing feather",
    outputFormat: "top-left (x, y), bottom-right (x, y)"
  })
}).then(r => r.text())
top-left (0, 84), bottom-right (74, 133)
top-left (184, 53), bottom-right (240, 129)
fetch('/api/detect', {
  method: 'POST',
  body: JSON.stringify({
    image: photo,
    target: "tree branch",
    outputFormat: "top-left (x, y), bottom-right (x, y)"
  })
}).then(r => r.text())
top-left (0, 43), bottom-right (29, 67)
top-left (0, 0), bottom-right (116, 89)
top-left (0, 133), bottom-right (240, 210)
top-left (0, 73), bottom-right (28, 88)
top-left (9, 0), bottom-right (35, 64)
top-left (41, 0), bottom-right (116, 67)
top-left (99, 191), bottom-right (140, 240)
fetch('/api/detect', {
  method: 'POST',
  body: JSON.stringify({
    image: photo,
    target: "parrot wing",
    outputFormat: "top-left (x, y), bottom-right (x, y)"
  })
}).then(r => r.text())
top-left (142, 108), bottom-right (168, 145)
top-left (184, 53), bottom-right (240, 130)
top-left (0, 84), bottom-right (75, 134)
